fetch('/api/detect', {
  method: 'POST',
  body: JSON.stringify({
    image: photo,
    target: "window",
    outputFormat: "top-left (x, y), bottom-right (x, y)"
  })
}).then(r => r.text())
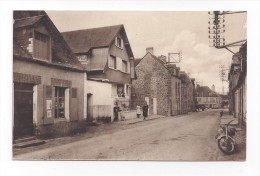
top-left (115, 37), bottom-right (122, 48)
top-left (117, 84), bottom-right (125, 97)
top-left (109, 55), bottom-right (117, 69)
top-left (34, 31), bottom-right (50, 61)
top-left (77, 55), bottom-right (89, 64)
top-left (122, 60), bottom-right (128, 72)
top-left (54, 87), bottom-right (65, 119)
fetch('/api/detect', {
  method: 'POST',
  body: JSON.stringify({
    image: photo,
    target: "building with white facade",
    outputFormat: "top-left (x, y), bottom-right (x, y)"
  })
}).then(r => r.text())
top-left (62, 25), bottom-right (136, 122)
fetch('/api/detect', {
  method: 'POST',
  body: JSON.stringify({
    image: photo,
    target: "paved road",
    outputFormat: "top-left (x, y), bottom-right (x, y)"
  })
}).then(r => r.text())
top-left (14, 109), bottom-right (245, 161)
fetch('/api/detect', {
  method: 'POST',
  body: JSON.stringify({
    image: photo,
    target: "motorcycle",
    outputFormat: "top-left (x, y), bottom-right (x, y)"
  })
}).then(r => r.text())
top-left (215, 119), bottom-right (237, 154)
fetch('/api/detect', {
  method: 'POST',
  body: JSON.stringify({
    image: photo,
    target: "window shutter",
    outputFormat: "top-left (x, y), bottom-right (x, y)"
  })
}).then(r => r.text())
top-left (72, 88), bottom-right (77, 98)
top-left (127, 61), bottom-right (130, 73)
top-left (115, 37), bottom-right (118, 46)
top-left (43, 85), bottom-right (54, 124)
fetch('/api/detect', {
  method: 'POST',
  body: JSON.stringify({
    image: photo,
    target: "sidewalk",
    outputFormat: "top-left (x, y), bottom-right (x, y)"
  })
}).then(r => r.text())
top-left (13, 113), bottom-right (164, 156)
top-left (218, 110), bottom-right (246, 159)
top-left (220, 114), bottom-right (239, 126)
top-left (219, 110), bottom-right (239, 126)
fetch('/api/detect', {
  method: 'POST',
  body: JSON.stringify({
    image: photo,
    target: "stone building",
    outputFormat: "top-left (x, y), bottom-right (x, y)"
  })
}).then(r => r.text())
top-left (62, 25), bottom-right (135, 122)
top-left (179, 71), bottom-right (195, 113)
top-left (195, 85), bottom-right (221, 109)
top-left (132, 48), bottom-right (195, 116)
top-left (13, 11), bottom-right (86, 139)
top-left (228, 42), bottom-right (247, 126)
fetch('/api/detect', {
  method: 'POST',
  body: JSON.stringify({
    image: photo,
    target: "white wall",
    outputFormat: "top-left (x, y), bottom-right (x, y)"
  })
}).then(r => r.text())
top-left (85, 80), bottom-right (113, 120)
top-left (85, 80), bottom-right (112, 105)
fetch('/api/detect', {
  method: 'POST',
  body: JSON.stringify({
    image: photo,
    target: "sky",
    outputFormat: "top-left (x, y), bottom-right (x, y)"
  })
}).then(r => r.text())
top-left (47, 11), bottom-right (247, 94)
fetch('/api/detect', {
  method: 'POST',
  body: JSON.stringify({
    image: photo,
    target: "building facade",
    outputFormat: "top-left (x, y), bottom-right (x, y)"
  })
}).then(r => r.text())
top-left (132, 50), bottom-right (171, 116)
top-left (13, 11), bottom-right (86, 139)
top-left (228, 42), bottom-right (247, 126)
top-left (132, 48), bottom-right (195, 116)
top-left (62, 25), bottom-right (135, 122)
top-left (195, 85), bottom-right (221, 109)
top-left (179, 71), bottom-right (195, 113)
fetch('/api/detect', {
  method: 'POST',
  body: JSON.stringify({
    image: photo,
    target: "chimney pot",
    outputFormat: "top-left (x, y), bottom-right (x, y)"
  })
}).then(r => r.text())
top-left (146, 47), bottom-right (154, 54)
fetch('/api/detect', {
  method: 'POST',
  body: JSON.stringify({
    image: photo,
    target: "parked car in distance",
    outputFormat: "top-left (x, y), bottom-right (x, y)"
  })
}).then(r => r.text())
top-left (212, 104), bottom-right (219, 109)
top-left (196, 104), bottom-right (205, 111)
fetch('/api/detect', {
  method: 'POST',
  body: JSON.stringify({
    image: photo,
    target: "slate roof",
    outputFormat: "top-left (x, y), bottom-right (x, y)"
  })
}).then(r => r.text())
top-left (62, 25), bottom-right (124, 54)
top-left (13, 40), bottom-right (32, 58)
top-left (136, 52), bottom-right (169, 69)
top-left (14, 15), bottom-right (44, 29)
top-left (196, 86), bottom-right (219, 97)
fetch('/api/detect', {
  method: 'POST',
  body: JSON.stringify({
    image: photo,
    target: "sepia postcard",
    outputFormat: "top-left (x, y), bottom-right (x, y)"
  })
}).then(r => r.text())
top-left (12, 10), bottom-right (247, 161)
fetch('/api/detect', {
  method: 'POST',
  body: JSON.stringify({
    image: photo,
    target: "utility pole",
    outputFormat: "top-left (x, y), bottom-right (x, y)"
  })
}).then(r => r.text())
top-left (219, 64), bottom-right (229, 95)
top-left (208, 11), bottom-right (247, 55)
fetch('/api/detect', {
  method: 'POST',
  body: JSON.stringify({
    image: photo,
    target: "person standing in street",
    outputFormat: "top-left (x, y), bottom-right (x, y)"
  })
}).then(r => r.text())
top-left (136, 105), bottom-right (142, 118)
top-left (143, 101), bottom-right (149, 120)
top-left (113, 101), bottom-right (120, 121)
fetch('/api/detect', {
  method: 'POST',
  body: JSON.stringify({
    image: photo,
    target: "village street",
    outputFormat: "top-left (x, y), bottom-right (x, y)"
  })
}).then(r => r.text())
top-left (14, 109), bottom-right (245, 161)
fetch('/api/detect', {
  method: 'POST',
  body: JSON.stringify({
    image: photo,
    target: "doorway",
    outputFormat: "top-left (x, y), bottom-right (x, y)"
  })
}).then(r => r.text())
top-left (153, 98), bottom-right (157, 115)
top-left (14, 83), bottom-right (34, 139)
top-left (145, 97), bottom-right (150, 115)
top-left (87, 94), bottom-right (93, 122)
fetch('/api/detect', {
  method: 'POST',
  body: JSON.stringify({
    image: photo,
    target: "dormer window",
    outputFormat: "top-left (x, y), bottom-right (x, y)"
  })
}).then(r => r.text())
top-left (115, 37), bottom-right (122, 48)
top-left (34, 31), bottom-right (51, 61)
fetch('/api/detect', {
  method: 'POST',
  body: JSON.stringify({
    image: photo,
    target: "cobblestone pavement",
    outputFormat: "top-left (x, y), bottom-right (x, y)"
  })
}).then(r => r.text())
top-left (13, 109), bottom-right (246, 161)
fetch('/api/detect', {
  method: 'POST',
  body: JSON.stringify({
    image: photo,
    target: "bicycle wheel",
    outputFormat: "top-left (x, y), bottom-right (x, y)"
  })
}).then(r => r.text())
top-left (217, 136), bottom-right (235, 154)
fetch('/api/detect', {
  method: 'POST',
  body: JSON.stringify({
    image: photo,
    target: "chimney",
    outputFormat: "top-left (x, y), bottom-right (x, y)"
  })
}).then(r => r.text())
top-left (158, 55), bottom-right (167, 64)
top-left (212, 84), bottom-right (215, 92)
top-left (146, 47), bottom-right (154, 54)
top-left (176, 67), bottom-right (180, 77)
top-left (166, 64), bottom-right (176, 75)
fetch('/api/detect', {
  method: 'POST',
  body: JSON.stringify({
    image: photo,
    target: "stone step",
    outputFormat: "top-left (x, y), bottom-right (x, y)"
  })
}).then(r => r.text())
top-left (13, 139), bottom-right (45, 148)
top-left (13, 136), bottom-right (36, 144)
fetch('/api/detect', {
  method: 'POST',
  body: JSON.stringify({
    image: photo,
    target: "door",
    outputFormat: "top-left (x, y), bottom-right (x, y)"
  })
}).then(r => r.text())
top-left (87, 94), bottom-right (93, 122)
top-left (14, 83), bottom-right (34, 139)
top-left (145, 97), bottom-right (149, 115)
top-left (153, 98), bottom-right (157, 115)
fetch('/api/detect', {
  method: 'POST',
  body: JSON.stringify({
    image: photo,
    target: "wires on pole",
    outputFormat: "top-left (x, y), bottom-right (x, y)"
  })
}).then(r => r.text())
top-left (208, 11), bottom-right (226, 48)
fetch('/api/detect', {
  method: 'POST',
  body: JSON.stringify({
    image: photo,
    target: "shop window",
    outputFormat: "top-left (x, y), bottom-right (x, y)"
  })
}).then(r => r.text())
top-left (34, 31), bottom-right (50, 61)
top-left (54, 87), bottom-right (66, 119)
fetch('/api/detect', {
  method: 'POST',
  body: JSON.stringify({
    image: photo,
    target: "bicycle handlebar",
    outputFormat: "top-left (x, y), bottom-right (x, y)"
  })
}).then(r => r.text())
top-left (227, 119), bottom-right (235, 125)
